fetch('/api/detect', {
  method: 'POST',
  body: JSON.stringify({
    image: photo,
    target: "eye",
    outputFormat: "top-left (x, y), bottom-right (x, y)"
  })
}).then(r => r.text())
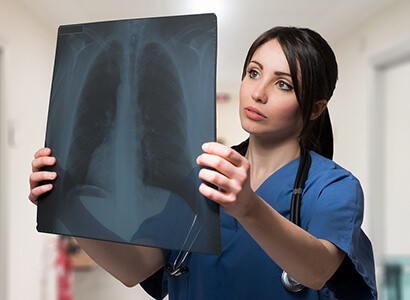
top-left (247, 69), bottom-right (260, 79)
top-left (277, 80), bottom-right (293, 91)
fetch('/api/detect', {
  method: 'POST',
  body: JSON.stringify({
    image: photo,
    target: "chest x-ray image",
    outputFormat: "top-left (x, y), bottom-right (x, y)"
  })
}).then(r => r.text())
top-left (37, 13), bottom-right (221, 255)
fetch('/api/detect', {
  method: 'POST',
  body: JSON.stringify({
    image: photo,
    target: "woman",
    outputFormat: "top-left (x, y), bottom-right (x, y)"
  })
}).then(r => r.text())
top-left (29, 26), bottom-right (377, 299)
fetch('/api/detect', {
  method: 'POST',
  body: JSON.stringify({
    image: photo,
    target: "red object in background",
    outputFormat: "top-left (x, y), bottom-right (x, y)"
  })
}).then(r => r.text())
top-left (216, 92), bottom-right (231, 103)
top-left (56, 237), bottom-right (73, 300)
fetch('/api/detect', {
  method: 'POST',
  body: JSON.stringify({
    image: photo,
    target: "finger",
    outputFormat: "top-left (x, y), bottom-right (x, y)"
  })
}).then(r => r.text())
top-left (28, 184), bottom-right (53, 205)
top-left (197, 152), bottom-right (249, 187)
top-left (29, 171), bottom-right (57, 189)
top-left (201, 142), bottom-right (245, 167)
top-left (34, 147), bottom-right (52, 159)
top-left (198, 182), bottom-right (235, 205)
top-left (31, 156), bottom-right (56, 172)
top-left (198, 168), bottom-right (234, 193)
top-left (196, 153), bottom-right (238, 179)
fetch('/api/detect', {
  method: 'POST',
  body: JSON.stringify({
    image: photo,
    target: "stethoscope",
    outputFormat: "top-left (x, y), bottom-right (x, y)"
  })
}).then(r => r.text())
top-left (166, 148), bottom-right (312, 293)
top-left (281, 147), bottom-right (311, 292)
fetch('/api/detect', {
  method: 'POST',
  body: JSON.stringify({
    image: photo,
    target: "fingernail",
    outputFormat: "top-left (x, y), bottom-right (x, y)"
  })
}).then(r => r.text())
top-left (202, 143), bottom-right (209, 150)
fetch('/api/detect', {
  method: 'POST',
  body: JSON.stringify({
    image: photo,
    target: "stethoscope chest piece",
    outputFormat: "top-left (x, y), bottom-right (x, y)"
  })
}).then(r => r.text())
top-left (281, 271), bottom-right (305, 292)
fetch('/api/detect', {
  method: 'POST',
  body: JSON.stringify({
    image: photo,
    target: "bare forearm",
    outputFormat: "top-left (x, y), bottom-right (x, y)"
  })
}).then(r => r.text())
top-left (75, 237), bottom-right (164, 287)
top-left (236, 194), bottom-right (344, 290)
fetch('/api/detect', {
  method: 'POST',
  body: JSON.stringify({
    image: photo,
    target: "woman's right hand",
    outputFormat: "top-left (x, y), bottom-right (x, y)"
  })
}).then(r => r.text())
top-left (28, 147), bottom-right (57, 205)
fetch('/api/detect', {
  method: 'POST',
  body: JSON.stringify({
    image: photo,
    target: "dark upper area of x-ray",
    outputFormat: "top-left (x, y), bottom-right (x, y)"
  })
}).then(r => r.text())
top-left (36, 13), bottom-right (221, 255)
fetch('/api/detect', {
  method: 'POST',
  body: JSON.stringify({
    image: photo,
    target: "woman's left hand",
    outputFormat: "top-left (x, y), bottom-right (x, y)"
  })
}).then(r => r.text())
top-left (196, 142), bottom-right (257, 218)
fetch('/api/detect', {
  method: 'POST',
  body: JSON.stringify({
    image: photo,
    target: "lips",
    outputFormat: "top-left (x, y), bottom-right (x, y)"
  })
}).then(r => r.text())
top-left (244, 106), bottom-right (267, 120)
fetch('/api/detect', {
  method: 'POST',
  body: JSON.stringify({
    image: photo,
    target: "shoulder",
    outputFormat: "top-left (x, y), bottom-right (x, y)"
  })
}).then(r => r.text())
top-left (308, 151), bottom-right (362, 192)
top-left (305, 151), bottom-right (364, 223)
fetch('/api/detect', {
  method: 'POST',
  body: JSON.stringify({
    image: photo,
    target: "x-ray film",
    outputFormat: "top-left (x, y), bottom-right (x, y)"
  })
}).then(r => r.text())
top-left (37, 13), bottom-right (221, 255)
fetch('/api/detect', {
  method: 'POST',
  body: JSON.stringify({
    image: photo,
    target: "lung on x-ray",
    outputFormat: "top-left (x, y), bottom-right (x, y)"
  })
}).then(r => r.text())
top-left (36, 13), bottom-right (221, 255)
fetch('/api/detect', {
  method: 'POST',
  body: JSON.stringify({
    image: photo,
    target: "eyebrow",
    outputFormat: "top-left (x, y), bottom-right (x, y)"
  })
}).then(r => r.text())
top-left (249, 60), bottom-right (292, 78)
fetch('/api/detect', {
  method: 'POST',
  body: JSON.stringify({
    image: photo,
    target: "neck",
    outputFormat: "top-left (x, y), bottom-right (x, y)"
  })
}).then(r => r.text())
top-left (245, 136), bottom-right (300, 190)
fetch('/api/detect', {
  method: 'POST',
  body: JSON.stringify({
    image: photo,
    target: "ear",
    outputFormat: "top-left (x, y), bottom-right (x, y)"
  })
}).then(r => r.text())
top-left (310, 100), bottom-right (328, 121)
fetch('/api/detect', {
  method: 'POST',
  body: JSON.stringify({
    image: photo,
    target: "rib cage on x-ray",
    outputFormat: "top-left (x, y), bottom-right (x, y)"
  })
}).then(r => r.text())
top-left (138, 42), bottom-right (202, 214)
top-left (37, 14), bottom-right (221, 255)
top-left (64, 41), bottom-right (121, 199)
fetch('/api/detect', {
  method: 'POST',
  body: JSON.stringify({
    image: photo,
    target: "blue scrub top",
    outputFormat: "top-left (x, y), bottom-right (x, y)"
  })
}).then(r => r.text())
top-left (141, 151), bottom-right (377, 299)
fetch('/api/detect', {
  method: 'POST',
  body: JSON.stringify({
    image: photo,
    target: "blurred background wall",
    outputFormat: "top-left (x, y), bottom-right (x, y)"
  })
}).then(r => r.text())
top-left (1, 0), bottom-right (410, 299)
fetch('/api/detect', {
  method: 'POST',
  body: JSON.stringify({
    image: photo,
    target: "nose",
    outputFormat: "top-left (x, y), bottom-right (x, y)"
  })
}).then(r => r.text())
top-left (251, 82), bottom-right (268, 103)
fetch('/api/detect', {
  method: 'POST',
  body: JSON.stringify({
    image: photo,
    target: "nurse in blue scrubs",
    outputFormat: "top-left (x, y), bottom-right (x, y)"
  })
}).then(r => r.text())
top-left (29, 26), bottom-right (377, 299)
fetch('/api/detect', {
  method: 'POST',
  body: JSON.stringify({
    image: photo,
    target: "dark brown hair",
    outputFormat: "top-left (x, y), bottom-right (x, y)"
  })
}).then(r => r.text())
top-left (242, 27), bottom-right (338, 159)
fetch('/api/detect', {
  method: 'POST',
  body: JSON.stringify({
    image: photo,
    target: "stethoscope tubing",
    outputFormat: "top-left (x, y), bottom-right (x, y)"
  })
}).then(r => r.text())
top-left (282, 148), bottom-right (311, 292)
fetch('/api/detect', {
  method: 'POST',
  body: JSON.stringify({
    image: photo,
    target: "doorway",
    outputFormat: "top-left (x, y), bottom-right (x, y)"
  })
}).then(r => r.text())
top-left (382, 60), bottom-right (410, 257)
top-left (370, 42), bottom-right (410, 299)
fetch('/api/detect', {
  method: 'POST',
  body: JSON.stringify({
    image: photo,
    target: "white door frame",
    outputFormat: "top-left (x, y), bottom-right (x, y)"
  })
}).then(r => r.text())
top-left (0, 43), bottom-right (8, 300)
top-left (369, 39), bottom-right (410, 268)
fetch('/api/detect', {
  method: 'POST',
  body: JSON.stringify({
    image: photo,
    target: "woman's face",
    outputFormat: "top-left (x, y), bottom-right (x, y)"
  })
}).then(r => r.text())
top-left (239, 39), bottom-right (303, 143)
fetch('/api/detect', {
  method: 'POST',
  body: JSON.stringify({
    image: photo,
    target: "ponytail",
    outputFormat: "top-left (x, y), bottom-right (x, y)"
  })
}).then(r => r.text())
top-left (301, 107), bottom-right (333, 160)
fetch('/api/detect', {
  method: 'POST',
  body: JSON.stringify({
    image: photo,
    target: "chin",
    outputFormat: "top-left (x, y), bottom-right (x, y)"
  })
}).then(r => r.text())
top-left (240, 119), bottom-right (263, 135)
